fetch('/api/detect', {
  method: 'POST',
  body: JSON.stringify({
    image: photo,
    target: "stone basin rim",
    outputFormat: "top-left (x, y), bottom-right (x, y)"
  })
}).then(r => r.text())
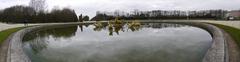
top-left (0, 22), bottom-right (227, 62)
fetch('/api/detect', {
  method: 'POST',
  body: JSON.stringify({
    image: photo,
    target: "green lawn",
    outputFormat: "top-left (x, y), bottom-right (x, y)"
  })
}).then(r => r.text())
top-left (210, 23), bottom-right (240, 48)
top-left (0, 27), bottom-right (25, 44)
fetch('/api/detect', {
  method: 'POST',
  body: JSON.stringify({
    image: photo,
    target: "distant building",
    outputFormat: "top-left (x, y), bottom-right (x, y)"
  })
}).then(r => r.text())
top-left (226, 10), bottom-right (240, 20)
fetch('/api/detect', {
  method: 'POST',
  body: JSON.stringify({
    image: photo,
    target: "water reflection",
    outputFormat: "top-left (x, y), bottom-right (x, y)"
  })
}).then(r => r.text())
top-left (79, 24), bottom-right (83, 32)
top-left (23, 23), bottom-right (191, 55)
top-left (91, 22), bottom-right (185, 36)
top-left (24, 25), bottom-right (78, 41)
top-left (23, 23), bottom-right (212, 62)
top-left (23, 25), bottom-right (78, 54)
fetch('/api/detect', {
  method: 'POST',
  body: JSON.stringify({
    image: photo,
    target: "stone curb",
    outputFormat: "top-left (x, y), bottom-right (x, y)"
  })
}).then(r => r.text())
top-left (183, 22), bottom-right (227, 62)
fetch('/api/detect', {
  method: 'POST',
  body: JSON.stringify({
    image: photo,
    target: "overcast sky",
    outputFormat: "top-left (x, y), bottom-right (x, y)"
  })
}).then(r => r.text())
top-left (1, 0), bottom-right (240, 18)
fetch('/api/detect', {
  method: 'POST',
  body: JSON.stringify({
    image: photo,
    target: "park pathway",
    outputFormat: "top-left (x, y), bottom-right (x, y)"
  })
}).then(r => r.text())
top-left (0, 23), bottom-right (24, 32)
top-left (204, 21), bottom-right (240, 29)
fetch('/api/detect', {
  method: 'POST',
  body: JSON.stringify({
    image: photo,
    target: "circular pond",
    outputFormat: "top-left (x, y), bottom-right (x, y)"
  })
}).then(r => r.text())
top-left (23, 23), bottom-right (212, 62)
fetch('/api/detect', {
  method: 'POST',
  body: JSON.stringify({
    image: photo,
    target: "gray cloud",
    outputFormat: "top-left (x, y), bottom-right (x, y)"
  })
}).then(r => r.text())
top-left (1, 0), bottom-right (240, 18)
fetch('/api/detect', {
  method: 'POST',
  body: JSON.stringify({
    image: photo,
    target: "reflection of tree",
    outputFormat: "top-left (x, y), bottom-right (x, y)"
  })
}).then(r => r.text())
top-left (23, 25), bottom-right (77, 54)
top-left (24, 25), bottom-right (77, 41)
top-left (114, 24), bottom-right (123, 35)
top-left (128, 25), bottom-right (140, 32)
top-left (93, 21), bottom-right (103, 31)
top-left (29, 36), bottom-right (48, 54)
top-left (127, 21), bottom-right (141, 32)
top-left (108, 24), bottom-right (114, 36)
top-left (91, 22), bottom-right (188, 36)
top-left (84, 24), bottom-right (90, 27)
top-left (93, 18), bottom-right (126, 36)
top-left (78, 24), bottom-right (83, 32)
top-left (48, 26), bottom-right (77, 38)
top-left (108, 19), bottom-right (125, 36)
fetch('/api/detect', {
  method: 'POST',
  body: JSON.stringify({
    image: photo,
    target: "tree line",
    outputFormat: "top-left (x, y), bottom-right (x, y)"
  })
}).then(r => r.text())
top-left (0, 0), bottom-right (91, 23)
top-left (91, 10), bottom-right (228, 21)
top-left (0, 5), bottom-right (81, 23)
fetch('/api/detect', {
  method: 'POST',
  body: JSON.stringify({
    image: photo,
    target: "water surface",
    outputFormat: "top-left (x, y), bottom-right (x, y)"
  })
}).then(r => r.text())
top-left (23, 23), bottom-right (212, 62)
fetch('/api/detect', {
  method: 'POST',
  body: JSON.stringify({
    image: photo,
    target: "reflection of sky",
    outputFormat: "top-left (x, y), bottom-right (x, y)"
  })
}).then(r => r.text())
top-left (23, 23), bottom-right (212, 62)
top-left (49, 25), bottom-right (211, 48)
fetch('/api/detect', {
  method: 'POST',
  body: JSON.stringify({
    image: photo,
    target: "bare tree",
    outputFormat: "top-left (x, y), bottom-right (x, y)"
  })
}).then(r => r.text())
top-left (29, 0), bottom-right (46, 12)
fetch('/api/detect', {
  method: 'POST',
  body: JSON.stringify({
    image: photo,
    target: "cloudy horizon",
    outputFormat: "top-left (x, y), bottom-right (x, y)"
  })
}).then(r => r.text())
top-left (1, 0), bottom-right (240, 18)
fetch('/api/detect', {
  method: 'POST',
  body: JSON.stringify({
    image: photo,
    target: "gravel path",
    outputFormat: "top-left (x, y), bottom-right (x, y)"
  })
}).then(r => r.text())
top-left (0, 23), bottom-right (41, 32)
top-left (0, 23), bottom-right (24, 31)
top-left (204, 21), bottom-right (240, 29)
